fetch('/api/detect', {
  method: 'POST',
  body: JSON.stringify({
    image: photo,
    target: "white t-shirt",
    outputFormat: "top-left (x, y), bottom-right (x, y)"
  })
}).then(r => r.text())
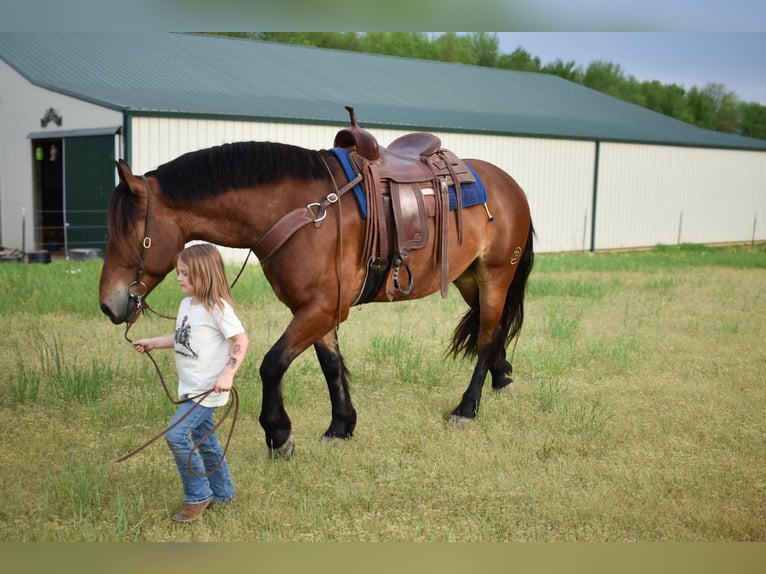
top-left (174, 297), bottom-right (245, 408)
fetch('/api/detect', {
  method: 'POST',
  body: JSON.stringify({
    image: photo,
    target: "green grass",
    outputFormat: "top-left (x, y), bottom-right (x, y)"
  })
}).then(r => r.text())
top-left (0, 243), bottom-right (764, 541)
top-left (535, 242), bottom-right (766, 273)
top-left (11, 332), bottom-right (114, 406)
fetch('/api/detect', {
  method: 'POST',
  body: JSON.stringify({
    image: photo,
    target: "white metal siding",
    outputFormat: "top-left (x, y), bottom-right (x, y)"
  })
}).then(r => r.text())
top-left (129, 117), bottom-right (596, 256)
top-left (0, 60), bottom-right (122, 251)
top-left (437, 133), bottom-right (597, 253)
top-left (597, 143), bottom-right (766, 250)
top-left (130, 116), bottom-right (766, 258)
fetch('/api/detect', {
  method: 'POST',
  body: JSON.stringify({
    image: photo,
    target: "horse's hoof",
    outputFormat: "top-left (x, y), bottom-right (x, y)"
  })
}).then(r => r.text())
top-left (449, 414), bottom-right (471, 428)
top-left (320, 435), bottom-right (348, 447)
top-left (493, 381), bottom-right (514, 394)
top-left (271, 435), bottom-right (295, 460)
top-left (492, 375), bottom-right (514, 392)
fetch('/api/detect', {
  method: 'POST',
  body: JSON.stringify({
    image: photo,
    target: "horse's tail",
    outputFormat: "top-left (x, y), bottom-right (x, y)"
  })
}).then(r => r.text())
top-left (447, 223), bottom-right (535, 359)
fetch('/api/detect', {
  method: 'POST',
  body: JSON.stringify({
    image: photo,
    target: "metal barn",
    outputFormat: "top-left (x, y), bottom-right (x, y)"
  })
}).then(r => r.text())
top-left (1, 33), bottom-right (765, 261)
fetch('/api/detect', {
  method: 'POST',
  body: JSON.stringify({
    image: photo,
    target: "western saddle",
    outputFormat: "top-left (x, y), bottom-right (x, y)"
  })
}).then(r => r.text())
top-left (334, 107), bottom-right (481, 304)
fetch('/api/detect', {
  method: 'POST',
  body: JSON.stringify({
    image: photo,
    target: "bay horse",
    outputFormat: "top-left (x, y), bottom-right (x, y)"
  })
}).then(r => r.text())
top-left (99, 136), bottom-right (534, 457)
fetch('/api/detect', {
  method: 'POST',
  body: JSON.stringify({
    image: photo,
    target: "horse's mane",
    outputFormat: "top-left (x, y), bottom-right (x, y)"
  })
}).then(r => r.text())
top-left (108, 181), bottom-right (138, 243)
top-left (152, 141), bottom-right (328, 204)
top-left (107, 142), bottom-right (329, 238)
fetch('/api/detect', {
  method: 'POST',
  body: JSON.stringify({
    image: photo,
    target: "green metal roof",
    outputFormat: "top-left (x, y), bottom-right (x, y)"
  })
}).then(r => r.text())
top-left (2, 32), bottom-right (765, 151)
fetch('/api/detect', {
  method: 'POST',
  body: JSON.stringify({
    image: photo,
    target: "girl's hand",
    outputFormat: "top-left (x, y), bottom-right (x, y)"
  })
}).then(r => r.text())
top-left (212, 376), bottom-right (233, 394)
top-left (131, 335), bottom-right (173, 353)
top-left (132, 340), bottom-right (149, 353)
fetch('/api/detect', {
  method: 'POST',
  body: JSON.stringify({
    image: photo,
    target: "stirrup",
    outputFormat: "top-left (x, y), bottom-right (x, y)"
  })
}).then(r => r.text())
top-left (392, 254), bottom-right (413, 295)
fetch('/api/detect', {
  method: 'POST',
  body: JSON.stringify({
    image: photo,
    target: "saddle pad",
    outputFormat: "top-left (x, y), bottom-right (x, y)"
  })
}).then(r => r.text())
top-left (330, 147), bottom-right (487, 219)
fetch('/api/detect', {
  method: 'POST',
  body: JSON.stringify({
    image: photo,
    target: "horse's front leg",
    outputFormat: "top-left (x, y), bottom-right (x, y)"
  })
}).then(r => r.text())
top-left (259, 335), bottom-right (298, 459)
top-left (314, 329), bottom-right (356, 442)
top-left (258, 308), bottom-right (338, 458)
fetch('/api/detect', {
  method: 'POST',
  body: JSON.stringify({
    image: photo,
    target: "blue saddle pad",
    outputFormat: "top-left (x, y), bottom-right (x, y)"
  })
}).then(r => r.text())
top-left (330, 147), bottom-right (487, 219)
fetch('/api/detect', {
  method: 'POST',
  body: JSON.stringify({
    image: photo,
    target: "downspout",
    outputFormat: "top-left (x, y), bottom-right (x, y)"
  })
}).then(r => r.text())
top-left (122, 110), bottom-right (132, 167)
top-left (590, 140), bottom-right (600, 252)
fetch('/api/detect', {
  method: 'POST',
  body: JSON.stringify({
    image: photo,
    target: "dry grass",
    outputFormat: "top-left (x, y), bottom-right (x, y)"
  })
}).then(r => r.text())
top-left (0, 246), bottom-right (764, 541)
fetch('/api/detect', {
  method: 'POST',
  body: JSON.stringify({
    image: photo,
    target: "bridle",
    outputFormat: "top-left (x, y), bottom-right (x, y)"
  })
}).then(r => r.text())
top-left (117, 175), bottom-right (238, 477)
top-left (124, 175), bottom-right (154, 320)
top-left (126, 175), bottom-right (251, 323)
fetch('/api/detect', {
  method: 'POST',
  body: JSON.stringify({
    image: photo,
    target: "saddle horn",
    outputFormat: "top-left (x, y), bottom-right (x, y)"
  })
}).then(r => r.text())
top-left (345, 106), bottom-right (359, 127)
top-left (334, 106), bottom-right (380, 161)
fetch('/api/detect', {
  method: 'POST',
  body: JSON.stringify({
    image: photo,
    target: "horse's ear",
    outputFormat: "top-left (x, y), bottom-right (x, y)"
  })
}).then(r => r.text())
top-left (115, 159), bottom-right (135, 186)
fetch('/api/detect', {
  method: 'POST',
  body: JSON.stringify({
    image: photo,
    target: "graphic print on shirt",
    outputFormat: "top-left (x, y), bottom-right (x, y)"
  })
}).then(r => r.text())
top-left (174, 315), bottom-right (198, 359)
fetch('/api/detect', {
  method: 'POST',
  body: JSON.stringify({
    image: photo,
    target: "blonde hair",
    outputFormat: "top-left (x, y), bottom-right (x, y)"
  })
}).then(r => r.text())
top-left (177, 244), bottom-right (233, 314)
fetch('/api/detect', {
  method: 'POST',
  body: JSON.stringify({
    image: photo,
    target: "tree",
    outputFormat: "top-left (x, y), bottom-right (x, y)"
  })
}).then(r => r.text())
top-left (738, 102), bottom-right (766, 139)
top-left (256, 32), bottom-right (360, 51)
top-left (497, 47), bottom-right (541, 72)
top-left (468, 32), bottom-right (500, 67)
top-left (686, 86), bottom-right (717, 130)
top-left (619, 75), bottom-right (648, 107)
top-left (359, 32), bottom-right (433, 59)
top-left (583, 61), bottom-right (626, 97)
top-left (541, 59), bottom-right (582, 83)
top-left (701, 83), bottom-right (740, 133)
top-left (431, 32), bottom-right (477, 64)
top-left (639, 81), bottom-right (692, 123)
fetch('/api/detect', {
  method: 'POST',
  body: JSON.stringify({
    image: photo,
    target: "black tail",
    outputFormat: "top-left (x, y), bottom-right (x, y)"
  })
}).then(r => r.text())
top-left (447, 224), bottom-right (535, 359)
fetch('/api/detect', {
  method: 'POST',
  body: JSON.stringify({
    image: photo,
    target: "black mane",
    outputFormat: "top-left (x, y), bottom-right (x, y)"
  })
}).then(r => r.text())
top-left (150, 141), bottom-right (329, 205)
top-left (108, 180), bottom-right (138, 243)
top-left (107, 141), bottom-right (329, 239)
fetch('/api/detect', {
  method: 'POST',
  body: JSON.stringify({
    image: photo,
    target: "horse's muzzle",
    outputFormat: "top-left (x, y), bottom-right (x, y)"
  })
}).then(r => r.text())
top-left (100, 301), bottom-right (122, 324)
top-left (100, 298), bottom-right (138, 325)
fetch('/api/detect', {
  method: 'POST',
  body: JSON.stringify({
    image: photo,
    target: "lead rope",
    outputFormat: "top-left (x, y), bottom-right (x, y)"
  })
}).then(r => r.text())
top-left (119, 309), bottom-right (240, 477)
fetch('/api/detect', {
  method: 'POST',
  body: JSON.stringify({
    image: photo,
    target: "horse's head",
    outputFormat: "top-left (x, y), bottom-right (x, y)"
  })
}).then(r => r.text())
top-left (99, 160), bottom-right (185, 324)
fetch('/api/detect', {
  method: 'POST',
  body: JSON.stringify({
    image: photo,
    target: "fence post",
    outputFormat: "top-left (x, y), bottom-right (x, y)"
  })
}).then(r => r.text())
top-left (22, 207), bottom-right (26, 261)
top-left (677, 211), bottom-right (684, 245)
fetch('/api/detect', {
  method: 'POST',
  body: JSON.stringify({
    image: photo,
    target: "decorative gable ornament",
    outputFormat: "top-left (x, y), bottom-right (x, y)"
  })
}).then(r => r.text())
top-left (40, 107), bottom-right (63, 128)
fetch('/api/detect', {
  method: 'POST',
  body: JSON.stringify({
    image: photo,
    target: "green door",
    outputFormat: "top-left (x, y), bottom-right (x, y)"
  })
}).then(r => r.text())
top-left (64, 135), bottom-right (115, 251)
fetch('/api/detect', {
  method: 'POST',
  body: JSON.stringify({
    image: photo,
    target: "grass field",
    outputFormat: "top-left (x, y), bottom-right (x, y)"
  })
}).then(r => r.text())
top-left (0, 243), bottom-right (764, 541)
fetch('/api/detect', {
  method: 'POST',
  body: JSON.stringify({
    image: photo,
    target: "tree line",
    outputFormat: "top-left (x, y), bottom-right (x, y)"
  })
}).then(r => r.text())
top-left (211, 32), bottom-right (766, 140)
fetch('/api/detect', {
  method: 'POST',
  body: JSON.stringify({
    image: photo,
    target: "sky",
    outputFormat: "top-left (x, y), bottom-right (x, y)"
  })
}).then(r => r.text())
top-left (495, 32), bottom-right (766, 105)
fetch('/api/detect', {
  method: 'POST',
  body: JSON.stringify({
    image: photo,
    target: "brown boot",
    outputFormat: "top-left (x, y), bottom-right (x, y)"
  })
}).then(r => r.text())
top-left (172, 498), bottom-right (212, 522)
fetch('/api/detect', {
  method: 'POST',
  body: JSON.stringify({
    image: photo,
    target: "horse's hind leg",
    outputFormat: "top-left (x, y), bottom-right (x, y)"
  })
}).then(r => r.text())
top-left (451, 333), bottom-right (510, 422)
top-left (314, 329), bottom-right (357, 442)
top-left (451, 349), bottom-right (494, 423)
top-left (490, 348), bottom-right (513, 391)
top-left (450, 255), bottom-right (526, 422)
top-left (450, 279), bottom-right (510, 422)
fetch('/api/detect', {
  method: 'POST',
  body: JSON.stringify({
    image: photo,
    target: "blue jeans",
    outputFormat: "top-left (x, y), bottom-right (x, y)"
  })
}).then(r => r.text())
top-left (165, 400), bottom-right (235, 505)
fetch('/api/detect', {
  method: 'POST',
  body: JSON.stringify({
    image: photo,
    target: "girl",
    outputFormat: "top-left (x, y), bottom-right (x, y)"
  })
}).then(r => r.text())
top-left (132, 243), bottom-right (249, 523)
